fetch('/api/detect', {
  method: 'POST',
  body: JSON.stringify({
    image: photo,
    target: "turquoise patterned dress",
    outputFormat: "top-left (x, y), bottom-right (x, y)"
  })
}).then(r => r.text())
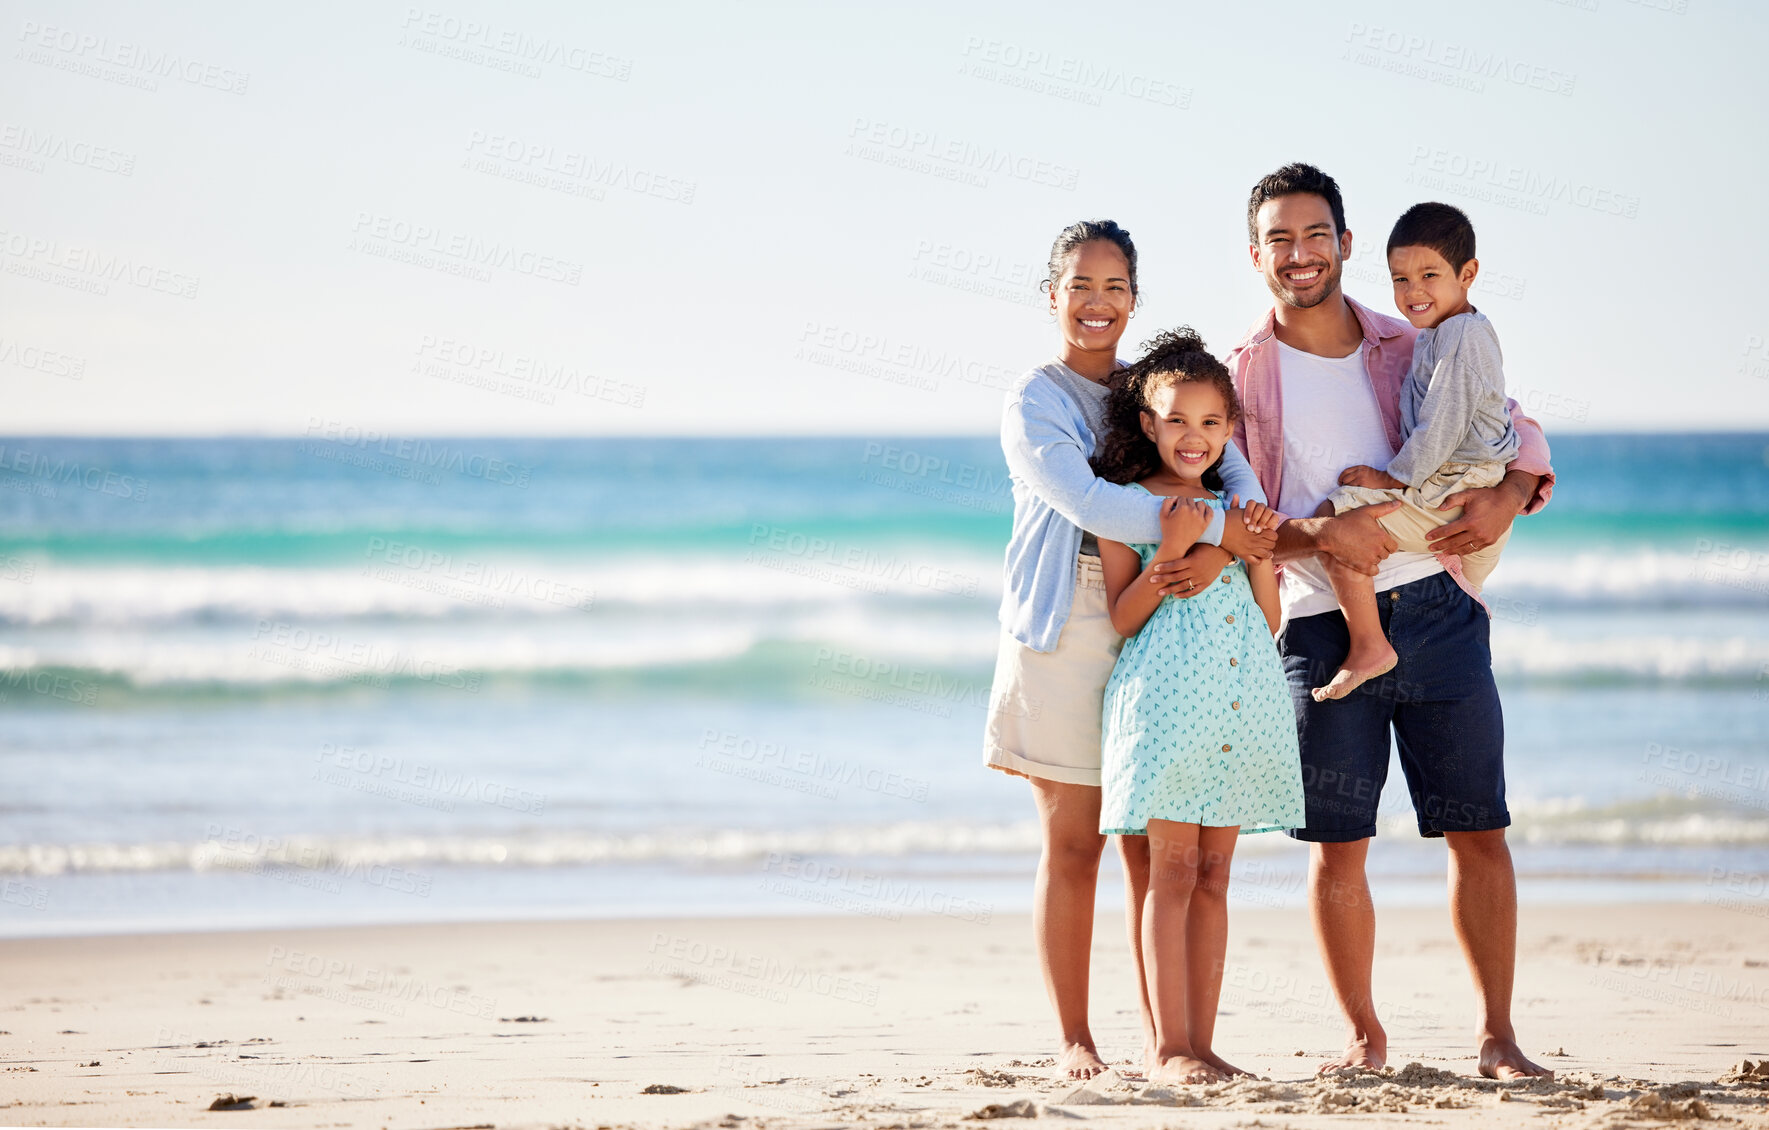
top-left (1099, 487), bottom-right (1305, 836)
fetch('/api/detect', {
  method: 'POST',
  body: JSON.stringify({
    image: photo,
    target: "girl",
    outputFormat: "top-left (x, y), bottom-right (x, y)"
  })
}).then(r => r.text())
top-left (985, 221), bottom-right (1277, 1080)
top-left (1090, 328), bottom-right (1304, 1085)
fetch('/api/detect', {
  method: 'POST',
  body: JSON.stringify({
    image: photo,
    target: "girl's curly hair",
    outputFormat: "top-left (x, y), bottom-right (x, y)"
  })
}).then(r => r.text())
top-left (1089, 327), bottom-right (1241, 488)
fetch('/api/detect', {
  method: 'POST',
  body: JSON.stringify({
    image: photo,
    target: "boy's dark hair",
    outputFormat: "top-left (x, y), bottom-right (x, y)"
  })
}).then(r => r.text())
top-left (1090, 327), bottom-right (1240, 489)
top-left (1246, 163), bottom-right (1347, 243)
top-left (1042, 219), bottom-right (1138, 299)
top-left (1387, 201), bottom-right (1477, 271)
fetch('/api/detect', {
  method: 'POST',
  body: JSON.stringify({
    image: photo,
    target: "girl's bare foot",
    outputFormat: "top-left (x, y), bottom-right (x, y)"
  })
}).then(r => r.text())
top-left (1138, 1035), bottom-right (1157, 1079)
top-left (1478, 1035), bottom-right (1553, 1080)
top-left (1057, 1040), bottom-right (1109, 1080)
top-left (1311, 643), bottom-right (1398, 702)
top-left (1199, 1050), bottom-right (1253, 1078)
top-left (1151, 1054), bottom-right (1223, 1085)
top-left (1317, 1034), bottom-right (1386, 1075)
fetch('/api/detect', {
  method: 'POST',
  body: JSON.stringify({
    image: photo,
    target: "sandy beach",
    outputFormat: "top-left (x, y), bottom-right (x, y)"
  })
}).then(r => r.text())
top-left (3, 901), bottom-right (1766, 1128)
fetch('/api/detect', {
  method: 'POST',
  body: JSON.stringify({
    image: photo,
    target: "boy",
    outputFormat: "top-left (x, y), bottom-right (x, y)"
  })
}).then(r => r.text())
top-left (1311, 201), bottom-right (1520, 702)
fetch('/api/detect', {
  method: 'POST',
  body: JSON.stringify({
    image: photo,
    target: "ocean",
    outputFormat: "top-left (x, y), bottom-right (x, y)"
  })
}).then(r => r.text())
top-left (1, 433), bottom-right (1765, 937)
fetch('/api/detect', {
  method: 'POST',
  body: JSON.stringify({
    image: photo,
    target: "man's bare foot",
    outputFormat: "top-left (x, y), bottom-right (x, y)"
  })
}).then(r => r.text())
top-left (1199, 1050), bottom-right (1253, 1078)
top-left (1057, 1040), bottom-right (1109, 1080)
top-left (1151, 1054), bottom-right (1224, 1085)
top-left (1311, 643), bottom-right (1398, 702)
top-left (1317, 1034), bottom-right (1387, 1076)
top-left (1478, 1035), bottom-right (1553, 1080)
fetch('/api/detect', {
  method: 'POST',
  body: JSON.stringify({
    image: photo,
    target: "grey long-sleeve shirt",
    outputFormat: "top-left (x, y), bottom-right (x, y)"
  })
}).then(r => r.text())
top-left (1386, 309), bottom-right (1520, 488)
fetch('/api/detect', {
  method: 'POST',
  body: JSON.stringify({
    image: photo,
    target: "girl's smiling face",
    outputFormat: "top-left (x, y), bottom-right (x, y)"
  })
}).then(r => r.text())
top-left (1049, 239), bottom-right (1135, 359)
top-left (1139, 378), bottom-right (1232, 483)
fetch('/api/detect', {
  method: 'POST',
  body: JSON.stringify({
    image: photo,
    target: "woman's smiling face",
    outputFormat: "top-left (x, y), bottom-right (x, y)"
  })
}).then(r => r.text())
top-left (1049, 239), bottom-right (1135, 359)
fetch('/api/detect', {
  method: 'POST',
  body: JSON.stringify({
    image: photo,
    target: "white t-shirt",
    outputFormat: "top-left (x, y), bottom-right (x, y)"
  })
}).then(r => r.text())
top-left (1273, 339), bottom-right (1443, 621)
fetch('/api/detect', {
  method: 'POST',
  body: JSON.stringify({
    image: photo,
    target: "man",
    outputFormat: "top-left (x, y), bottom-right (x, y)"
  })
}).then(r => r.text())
top-left (1224, 163), bottom-right (1554, 1080)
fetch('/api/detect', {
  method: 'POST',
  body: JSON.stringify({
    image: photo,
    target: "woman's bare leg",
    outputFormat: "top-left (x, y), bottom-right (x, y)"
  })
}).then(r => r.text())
top-left (1030, 778), bottom-right (1109, 1079)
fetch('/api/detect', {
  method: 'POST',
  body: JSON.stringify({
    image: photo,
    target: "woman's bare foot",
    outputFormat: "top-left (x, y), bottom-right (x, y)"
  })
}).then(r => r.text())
top-left (1136, 1035), bottom-right (1157, 1079)
top-left (1317, 1034), bottom-right (1387, 1075)
top-left (1311, 643), bottom-right (1398, 702)
top-left (1199, 1050), bottom-right (1253, 1078)
top-left (1151, 1054), bottom-right (1223, 1085)
top-left (1478, 1035), bottom-right (1553, 1080)
top-left (1057, 1040), bottom-right (1109, 1080)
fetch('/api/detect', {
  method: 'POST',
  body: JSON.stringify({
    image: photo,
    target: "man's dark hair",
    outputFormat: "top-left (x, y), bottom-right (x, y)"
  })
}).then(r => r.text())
top-left (1246, 163), bottom-right (1347, 243)
top-left (1387, 202), bottom-right (1476, 271)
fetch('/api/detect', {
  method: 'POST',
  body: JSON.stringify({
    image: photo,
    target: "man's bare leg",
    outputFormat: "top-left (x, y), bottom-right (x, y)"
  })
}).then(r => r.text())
top-left (1030, 778), bottom-right (1110, 1079)
top-left (1444, 829), bottom-right (1553, 1080)
top-left (1312, 505), bottom-right (1396, 702)
top-left (1309, 838), bottom-right (1387, 1073)
top-left (1116, 834), bottom-right (1157, 1076)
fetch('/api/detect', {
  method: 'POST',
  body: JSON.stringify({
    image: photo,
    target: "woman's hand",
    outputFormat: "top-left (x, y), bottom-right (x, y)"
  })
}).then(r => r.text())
top-left (1146, 544), bottom-right (1233, 599)
top-left (1338, 464), bottom-right (1407, 491)
top-left (1158, 496), bottom-right (1213, 553)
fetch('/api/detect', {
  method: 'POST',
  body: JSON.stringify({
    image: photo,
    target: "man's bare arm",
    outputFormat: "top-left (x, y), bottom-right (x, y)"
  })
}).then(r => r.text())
top-left (1274, 501), bottom-right (1403, 576)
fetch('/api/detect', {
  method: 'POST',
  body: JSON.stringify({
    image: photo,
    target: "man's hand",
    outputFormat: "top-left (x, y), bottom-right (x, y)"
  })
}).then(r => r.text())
top-left (1158, 496), bottom-right (1213, 553)
top-left (1338, 464), bottom-right (1406, 491)
top-left (1427, 475), bottom-right (1531, 556)
top-left (1147, 544), bottom-right (1233, 598)
top-left (1317, 500), bottom-right (1402, 576)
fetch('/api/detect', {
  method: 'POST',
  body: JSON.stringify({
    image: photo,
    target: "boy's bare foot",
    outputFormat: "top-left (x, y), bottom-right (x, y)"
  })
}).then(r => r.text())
top-left (1057, 1040), bottom-right (1109, 1080)
top-left (1199, 1050), bottom-right (1253, 1078)
top-left (1151, 1054), bottom-right (1223, 1085)
top-left (1478, 1035), bottom-right (1553, 1080)
top-left (1317, 1034), bottom-right (1386, 1075)
top-left (1311, 643), bottom-right (1398, 702)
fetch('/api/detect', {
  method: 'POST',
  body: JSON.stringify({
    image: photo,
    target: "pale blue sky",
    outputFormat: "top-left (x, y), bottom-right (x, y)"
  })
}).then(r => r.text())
top-left (3, 0), bottom-right (1765, 434)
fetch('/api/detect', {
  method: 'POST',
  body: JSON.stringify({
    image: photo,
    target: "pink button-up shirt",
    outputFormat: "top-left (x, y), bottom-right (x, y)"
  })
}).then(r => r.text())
top-left (1226, 295), bottom-right (1555, 610)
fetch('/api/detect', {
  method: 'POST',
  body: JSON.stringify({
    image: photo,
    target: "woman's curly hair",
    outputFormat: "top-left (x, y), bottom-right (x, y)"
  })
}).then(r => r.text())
top-left (1089, 327), bottom-right (1241, 487)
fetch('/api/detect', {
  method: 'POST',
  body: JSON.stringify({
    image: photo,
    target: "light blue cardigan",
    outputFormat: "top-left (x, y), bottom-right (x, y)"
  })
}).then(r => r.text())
top-left (998, 366), bottom-right (1266, 652)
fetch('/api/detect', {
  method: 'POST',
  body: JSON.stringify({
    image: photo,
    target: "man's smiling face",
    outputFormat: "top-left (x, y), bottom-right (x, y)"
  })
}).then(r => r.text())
top-left (1250, 193), bottom-right (1352, 310)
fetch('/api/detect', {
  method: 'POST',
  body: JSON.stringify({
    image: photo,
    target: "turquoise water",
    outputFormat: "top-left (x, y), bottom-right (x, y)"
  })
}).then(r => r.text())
top-left (1, 434), bottom-right (1765, 935)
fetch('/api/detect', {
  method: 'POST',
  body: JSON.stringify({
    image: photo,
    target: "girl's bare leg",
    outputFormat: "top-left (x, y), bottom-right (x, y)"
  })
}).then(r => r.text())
top-left (1143, 819), bottom-right (1223, 1084)
top-left (1187, 826), bottom-right (1252, 1077)
top-left (1030, 778), bottom-right (1109, 1079)
top-left (1116, 834), bottom-right (1157, 1075)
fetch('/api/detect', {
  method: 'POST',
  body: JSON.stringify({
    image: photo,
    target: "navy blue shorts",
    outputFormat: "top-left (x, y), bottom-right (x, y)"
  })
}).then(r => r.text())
top-left (1278, 570), bottom-right (1508, 842)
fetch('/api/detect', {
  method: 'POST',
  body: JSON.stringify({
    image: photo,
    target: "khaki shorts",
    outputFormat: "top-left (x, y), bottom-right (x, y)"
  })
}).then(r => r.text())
top-left (983, 555), bottom-right (1125, 787)
top-left (1328, 461), bottom-right (1511, 591)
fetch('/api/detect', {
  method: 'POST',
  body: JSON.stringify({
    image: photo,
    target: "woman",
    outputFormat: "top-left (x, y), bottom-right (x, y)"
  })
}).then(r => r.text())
top-left (984, 220), bottom-right (1274, 1079)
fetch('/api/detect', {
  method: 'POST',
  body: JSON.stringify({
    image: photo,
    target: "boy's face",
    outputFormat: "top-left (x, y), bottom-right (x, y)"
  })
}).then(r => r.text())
top-left (1388, 244), bottom-right (1477, 329)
